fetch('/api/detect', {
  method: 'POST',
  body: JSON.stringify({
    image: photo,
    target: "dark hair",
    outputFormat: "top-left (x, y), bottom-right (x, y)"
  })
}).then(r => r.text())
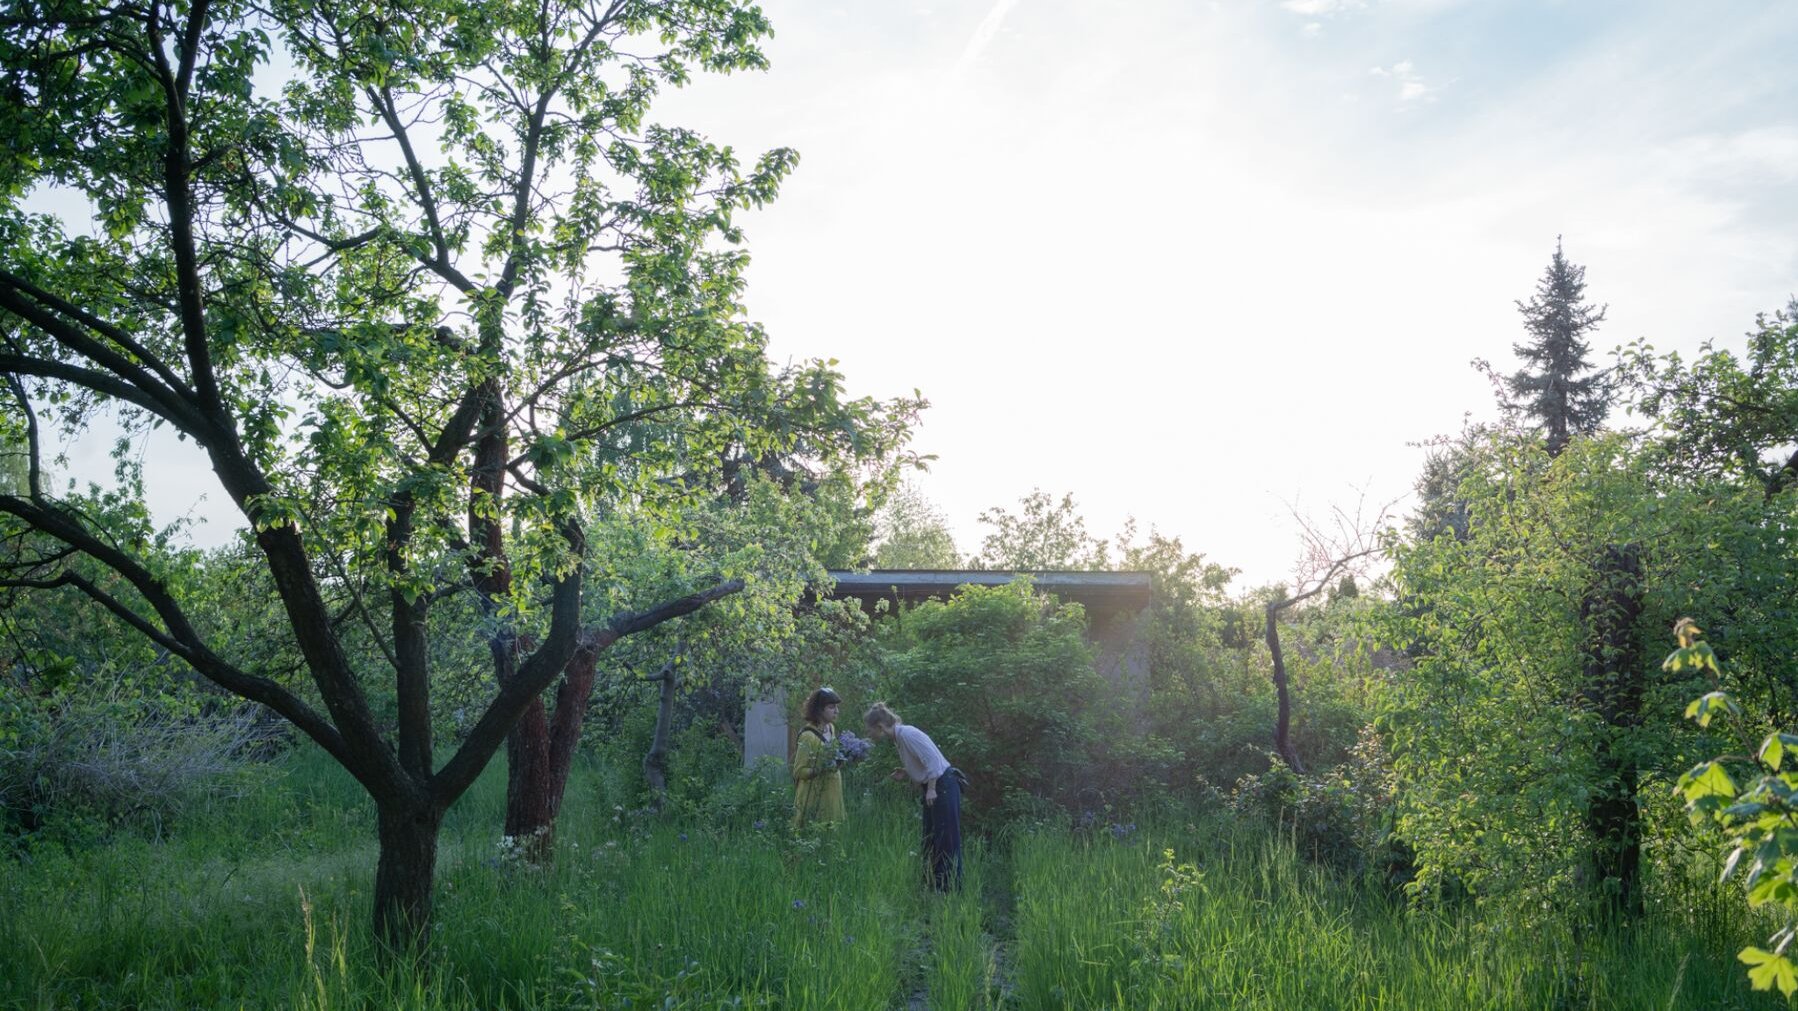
top-left (802, 687), bottom-right (842, 725)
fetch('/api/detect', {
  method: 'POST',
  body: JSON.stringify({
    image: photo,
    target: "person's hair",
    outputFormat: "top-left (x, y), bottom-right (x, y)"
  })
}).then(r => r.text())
top-left (864, 702), bottom-right (901, 730)
top-left (801, 687), bottom-right (842, 725)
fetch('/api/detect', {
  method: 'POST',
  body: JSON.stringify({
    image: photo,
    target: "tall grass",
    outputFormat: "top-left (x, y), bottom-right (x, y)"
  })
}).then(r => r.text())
top-left (925, 841), bottom-right (996, 1011)
top-left (0, 747), bottom-right (921, 1009)
top-left (1, 748), bottom-right (1783, 1009)
top-left (1009, 820), bottom-right (1778, 1010)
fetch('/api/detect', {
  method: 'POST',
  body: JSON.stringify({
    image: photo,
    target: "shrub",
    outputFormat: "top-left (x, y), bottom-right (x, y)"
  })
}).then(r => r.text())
top-left (1, 686), bottom-right (275, 839)
top-left (1226, 727), bottom-right (1400, 877)
top-left (875, 580), bottom-right (1151, 822)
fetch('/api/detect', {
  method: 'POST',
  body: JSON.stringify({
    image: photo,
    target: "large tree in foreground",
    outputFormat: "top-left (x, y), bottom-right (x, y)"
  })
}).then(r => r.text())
top-left (1508, 238), bottom-right (1609, 456)
top-left (0, 0), bottom-right (914, 950)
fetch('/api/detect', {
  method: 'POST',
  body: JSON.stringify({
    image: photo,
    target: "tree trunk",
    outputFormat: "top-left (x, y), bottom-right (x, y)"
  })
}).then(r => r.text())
top-left (1265, 602), bottom-right (1305, 773)
top-left (502, 641), bottom-right (598, 864)
top-left (373, 799), bottom-right (443, 956)
top-left (1582, 543), bottom-right (1644, 918)
top-left (644, 659), bottom-right (681, 809)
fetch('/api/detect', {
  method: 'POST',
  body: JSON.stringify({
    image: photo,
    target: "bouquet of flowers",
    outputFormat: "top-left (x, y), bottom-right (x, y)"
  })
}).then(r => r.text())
top-left (832, 729), bottom-right (873, 768)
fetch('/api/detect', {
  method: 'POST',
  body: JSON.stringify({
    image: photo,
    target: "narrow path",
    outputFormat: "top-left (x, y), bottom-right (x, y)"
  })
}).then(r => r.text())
top-left (980, 846), bottom-right (1018, 1010)
top-left (901, 844), bottom-right (1018, 1010)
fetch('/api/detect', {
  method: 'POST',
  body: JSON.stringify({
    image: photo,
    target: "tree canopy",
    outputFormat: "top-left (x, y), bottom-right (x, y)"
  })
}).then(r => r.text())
top-left (0, 0), bottom-right (917, 948)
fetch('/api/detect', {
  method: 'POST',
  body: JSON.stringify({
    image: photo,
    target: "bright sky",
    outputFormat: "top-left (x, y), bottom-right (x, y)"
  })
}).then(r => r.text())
top-left (59, 0), bottom-right (1798, 588)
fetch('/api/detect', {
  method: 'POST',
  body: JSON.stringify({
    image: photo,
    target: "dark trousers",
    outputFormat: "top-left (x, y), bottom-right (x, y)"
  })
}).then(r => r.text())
top-left (921, 768), bottom-right (965, 891)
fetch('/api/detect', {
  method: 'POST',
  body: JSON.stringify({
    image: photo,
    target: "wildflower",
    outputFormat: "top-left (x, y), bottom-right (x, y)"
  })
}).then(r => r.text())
top-left (791, 899), bottom-right (806, 910)
top-left (678, 832), bottom-right (689, 842)
top-left (753, 819), bottom-right (766, 831)
top-left (832, 730), bottom-right (874, 767)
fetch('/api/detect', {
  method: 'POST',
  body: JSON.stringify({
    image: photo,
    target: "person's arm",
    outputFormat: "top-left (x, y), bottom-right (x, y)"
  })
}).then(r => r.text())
top-left (923, 773), bottom-right (939, 805)
top-left (793, 731), bottom-right (823, 781)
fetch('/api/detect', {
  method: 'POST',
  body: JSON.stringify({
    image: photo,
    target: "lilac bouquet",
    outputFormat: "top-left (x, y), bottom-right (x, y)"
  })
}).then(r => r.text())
top-left (832, 729), bottom-right (873, 768)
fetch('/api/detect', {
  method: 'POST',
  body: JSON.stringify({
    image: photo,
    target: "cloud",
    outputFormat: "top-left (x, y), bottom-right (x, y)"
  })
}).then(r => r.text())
top-left (1302, 21), bottom-right (1323, 37)
top-left (954, 0), bottom-right (1025, 76)
top-left (1370, 59), bottom-right (1433, 101)
top-left (1280, 0), bottom-right (1364, 14)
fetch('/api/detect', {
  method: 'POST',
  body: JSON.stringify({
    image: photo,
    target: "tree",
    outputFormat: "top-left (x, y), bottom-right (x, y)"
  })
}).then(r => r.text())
top-left (873, 481), bottom-right (960, 568)
top-left (497, 380), bottom-right (912, 862)
top-left (1264, 497), bottom-right (1387, 773)
top-left (0, 0), bottom-right (914, 951)
top-left (1508, 238), bottom-right (1609, 456)
top-left (1618, 300), bottom-right (1798, 500)
top-left (1380, 431), bottom-right (1798, 912)
top-left (972, 489), bottom-right (1108, 571)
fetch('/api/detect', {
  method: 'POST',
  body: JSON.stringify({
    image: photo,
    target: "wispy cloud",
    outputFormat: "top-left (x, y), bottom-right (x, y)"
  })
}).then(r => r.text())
top-left (954, 0), bottom-right (1025, 76)
top-left (1281, 0), bottom-right (1365, 14)
top-left (1370, 59), bottom-right (1433, 102)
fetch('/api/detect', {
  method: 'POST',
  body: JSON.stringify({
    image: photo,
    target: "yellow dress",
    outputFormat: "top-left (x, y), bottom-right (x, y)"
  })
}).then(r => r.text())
top-left (791, 725), bottom-right (845, 830)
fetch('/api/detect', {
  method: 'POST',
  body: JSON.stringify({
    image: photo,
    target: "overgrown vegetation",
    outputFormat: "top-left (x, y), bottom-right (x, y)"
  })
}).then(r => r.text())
top-left (1, 0), bottom-right (1795, 1000)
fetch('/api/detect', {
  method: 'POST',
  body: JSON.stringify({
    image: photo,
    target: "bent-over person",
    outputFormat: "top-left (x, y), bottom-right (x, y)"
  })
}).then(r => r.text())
top-left (864, 702), bottom-right (965, 890)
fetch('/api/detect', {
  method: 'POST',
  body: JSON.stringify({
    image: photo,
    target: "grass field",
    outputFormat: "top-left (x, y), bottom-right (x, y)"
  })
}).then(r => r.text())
top-left (0, 747), bottom-right (1781, 1009)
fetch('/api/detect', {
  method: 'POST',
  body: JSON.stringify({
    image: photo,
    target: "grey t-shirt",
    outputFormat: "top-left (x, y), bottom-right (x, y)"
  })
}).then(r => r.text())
top-left (894, 724), bottom-right (951, 784)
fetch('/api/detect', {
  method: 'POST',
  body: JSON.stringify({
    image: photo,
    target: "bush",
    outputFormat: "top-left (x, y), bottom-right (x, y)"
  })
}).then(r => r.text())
top-left (1, 687), bottom-right (275, 840)
top-left (875, 580), bottom-right (1153, 823)
top-left (1226, 728), bottom-right (1402, 878)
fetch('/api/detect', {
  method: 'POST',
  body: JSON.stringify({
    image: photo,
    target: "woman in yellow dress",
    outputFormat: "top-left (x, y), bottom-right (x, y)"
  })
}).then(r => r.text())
top-left (791, 687), bottom-right (845, 830)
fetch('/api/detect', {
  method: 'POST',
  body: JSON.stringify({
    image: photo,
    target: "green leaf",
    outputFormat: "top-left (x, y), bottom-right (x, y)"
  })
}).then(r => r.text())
top-left (1685, 691), bottom-right (1739, 728)
top-left (1679, 761), bottom-right (1737, 806)
top-left (1761, 734), bottom-right (1798, 772)
top-left (1740, 947), bottom-right (1798, 997)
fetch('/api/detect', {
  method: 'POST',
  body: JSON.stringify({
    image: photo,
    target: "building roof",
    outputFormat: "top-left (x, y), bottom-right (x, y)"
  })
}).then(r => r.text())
top-left (825, 569), bottom-right (1153, 610)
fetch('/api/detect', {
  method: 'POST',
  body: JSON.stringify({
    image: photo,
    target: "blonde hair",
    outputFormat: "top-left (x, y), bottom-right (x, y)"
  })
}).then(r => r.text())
top-left (864, 702), bottom-right (901, 729)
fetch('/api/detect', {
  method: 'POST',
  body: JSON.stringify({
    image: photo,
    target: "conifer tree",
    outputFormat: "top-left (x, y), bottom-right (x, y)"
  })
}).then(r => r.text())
top-left (1509, 238), bottom-right (1609, 455)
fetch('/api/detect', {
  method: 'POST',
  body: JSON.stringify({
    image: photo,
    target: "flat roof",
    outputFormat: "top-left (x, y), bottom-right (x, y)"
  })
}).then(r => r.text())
top-left (825, 569), bottom-right (1152, 609)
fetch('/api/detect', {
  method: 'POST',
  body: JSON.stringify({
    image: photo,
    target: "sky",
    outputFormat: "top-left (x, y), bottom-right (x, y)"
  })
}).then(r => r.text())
top-left (52, 0), bottom-right (1798, 588)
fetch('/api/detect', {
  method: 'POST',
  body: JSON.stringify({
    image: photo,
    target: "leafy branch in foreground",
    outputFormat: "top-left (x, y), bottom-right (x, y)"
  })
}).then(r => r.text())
top-left (1671, 617), bottom-right (1798, 999)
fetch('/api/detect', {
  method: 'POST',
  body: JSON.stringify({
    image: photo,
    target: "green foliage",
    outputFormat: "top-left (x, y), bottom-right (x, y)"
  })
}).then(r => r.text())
top-left (1225, 726), bottom-right (1398, 876)
top-left (875, 580), bottom-right (1132, 819)
top-left (1618, 300), bottom-right (1798, 498)
top-left (1671, 619), bottom-right (1798, 999)
top-left (873, 481), bottom-right (961, 569)
top-left (1379, 431), bottom-right (1787, 910)
top-left (972, 489), bottom-right (1109, 571)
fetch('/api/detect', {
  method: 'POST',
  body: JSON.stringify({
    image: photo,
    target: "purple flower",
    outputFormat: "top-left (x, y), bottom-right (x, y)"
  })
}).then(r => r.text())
top-left (678, 833), bottom-right (688, 842)
top-left (753, 819), bottom-right (766, 831)
top-left (833, 730), bottom-right (873, 767)
top-left (791, 899), bottom-right (807, 910)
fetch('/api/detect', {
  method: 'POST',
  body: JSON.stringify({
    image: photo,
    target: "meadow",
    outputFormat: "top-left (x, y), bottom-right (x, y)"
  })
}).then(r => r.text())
top-left (0, 746), bottom-right (1780, 1010)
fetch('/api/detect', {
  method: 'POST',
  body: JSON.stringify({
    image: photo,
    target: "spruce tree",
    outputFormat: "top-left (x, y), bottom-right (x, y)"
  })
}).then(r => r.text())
top-left (1509, 238), bottom-right (1609, 455)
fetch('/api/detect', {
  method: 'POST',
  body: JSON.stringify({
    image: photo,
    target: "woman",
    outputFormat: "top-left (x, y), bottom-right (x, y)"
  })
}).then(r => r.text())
top-left (791, 687), bottom-right (846, 831)
top-left (864, 702), bottom-right (965, 890)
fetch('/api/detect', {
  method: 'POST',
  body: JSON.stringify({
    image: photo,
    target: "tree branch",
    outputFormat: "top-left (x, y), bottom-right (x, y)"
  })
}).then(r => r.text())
top-left (0, 562), bottom-right (354, 771)
top-left (0, 270), bottom-right (196, 400)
